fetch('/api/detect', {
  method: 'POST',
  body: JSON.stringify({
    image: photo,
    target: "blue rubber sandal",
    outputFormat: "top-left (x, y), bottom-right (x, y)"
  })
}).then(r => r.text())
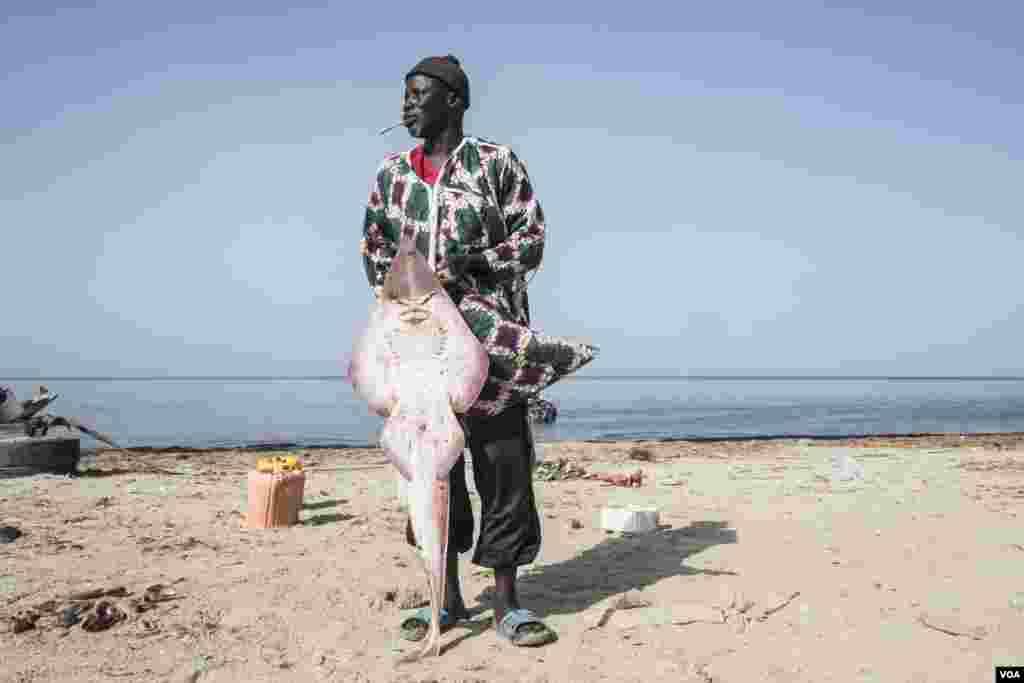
top-left (496, 608), bottom-right (558, 647)
top-left (399, 607), bottom-right (458, 642)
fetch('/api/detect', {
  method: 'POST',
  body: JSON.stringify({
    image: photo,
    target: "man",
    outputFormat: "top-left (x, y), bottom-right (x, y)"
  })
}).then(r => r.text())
top-left (360, 55), bottom-right (597, 647)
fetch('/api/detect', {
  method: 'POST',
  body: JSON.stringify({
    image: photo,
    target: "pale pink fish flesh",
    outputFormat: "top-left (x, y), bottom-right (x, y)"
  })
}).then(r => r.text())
top-left (349, 241), bottom-right (489, 659)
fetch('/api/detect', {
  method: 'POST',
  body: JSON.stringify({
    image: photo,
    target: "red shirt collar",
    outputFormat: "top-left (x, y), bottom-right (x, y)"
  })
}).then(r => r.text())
top-left (409, 145), bottom-right (440, 185)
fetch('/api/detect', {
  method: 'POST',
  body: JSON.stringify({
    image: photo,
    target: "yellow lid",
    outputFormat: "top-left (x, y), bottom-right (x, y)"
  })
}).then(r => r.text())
top-left (255, 454), bottom-right (303, 473)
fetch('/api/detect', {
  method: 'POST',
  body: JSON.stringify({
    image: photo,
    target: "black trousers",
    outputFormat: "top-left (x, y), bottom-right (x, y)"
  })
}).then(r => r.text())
top-left (405, 402), bottom-right (541, 569)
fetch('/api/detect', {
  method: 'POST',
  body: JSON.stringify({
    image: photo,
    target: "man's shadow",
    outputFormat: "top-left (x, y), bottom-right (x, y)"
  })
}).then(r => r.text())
top-left (300, 498), bottom-right (357, 526)
top-left (444, 520), bottom-right (737, 649)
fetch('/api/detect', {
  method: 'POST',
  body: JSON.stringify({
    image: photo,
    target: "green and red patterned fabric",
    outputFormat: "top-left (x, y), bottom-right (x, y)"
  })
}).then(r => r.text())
top-left (361, 136), bottom-right (597, 417)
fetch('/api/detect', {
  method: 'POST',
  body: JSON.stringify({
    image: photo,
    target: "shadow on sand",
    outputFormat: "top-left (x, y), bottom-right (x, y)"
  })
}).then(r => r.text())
top-left (303, 512), bottom-right (358, 526)
top-left (492, 520), bottom-right (736, 614)
top-left (302, 499), bottom-right (344, 511)
top-left (440, 520), bottom-right (737, 650)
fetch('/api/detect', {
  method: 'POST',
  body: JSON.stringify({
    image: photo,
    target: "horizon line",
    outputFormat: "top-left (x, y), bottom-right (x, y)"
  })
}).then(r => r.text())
top-left (3, 374), bottom-right (1024, 382)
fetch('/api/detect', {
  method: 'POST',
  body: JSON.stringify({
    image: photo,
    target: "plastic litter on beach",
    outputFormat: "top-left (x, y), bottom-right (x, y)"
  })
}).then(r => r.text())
top-left (5, 581), bottom-right (188, 636)
top-left (601, 506), bottom-right (660, 533)
top-left (81, 600), bottom-right (126, 632)
top-left (830, 453), bottom-right (865, 482)
top-left (7, 611), bottom-right (40, 633)
top-left (534, 457), bottom-right (589, 482)
top-left (534, 460), bottom-right (644, 485)
top-left (0, 526), bottom-right (22, 543)
top-left (588, 469), bottom-right (644, 487)
top-left (60, 604), bottom-right (87, 627)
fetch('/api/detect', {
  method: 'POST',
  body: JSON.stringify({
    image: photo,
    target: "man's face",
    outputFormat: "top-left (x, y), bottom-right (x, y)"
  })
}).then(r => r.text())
top-left (402, 74), bottom-right (451, 139)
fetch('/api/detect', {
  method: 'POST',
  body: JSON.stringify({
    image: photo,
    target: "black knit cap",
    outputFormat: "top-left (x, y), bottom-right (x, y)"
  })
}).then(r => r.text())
top-left (405, 55), bottom-right (470, 109)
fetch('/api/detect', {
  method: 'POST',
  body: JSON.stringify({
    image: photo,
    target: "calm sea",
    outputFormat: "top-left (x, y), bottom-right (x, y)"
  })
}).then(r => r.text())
top-left (2, 377), bottom-right (1023, 450)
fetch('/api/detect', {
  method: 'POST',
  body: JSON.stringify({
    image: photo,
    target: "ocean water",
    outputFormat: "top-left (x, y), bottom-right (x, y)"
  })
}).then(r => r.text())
top-left (2, 377), bottom-right (1023, 450)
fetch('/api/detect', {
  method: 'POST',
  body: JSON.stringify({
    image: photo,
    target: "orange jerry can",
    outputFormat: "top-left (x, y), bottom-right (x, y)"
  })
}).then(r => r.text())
top-left (247, 455), bottom-right (305, 528)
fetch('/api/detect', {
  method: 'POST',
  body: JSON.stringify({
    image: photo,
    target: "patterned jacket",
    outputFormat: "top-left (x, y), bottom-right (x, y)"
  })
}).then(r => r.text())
top-left (361, 136), bottom-right (596, 417)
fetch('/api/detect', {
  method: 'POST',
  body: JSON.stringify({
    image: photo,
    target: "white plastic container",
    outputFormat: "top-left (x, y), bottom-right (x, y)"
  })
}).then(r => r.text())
top-left (601, 506), bottom-right (660, 533)
top-left (830, 452), bottom-right (865, 482)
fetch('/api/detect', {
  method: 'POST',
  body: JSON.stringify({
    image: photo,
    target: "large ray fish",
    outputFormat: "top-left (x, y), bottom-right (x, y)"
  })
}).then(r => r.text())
top-left (348, 241), bottom-right (489, 660)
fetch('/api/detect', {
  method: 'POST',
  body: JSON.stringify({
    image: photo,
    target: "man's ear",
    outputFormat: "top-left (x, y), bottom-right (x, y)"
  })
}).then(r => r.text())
top-left (446, 90), bottom-right (463, 111)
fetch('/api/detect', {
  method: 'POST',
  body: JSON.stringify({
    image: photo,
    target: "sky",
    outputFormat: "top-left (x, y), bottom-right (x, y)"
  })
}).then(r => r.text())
top-left (2, 1), bottom-right (1022, 378)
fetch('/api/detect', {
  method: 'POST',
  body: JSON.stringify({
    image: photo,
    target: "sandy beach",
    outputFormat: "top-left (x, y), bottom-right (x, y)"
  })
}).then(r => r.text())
top-left (2, 434), bottom-right (1022, 682)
